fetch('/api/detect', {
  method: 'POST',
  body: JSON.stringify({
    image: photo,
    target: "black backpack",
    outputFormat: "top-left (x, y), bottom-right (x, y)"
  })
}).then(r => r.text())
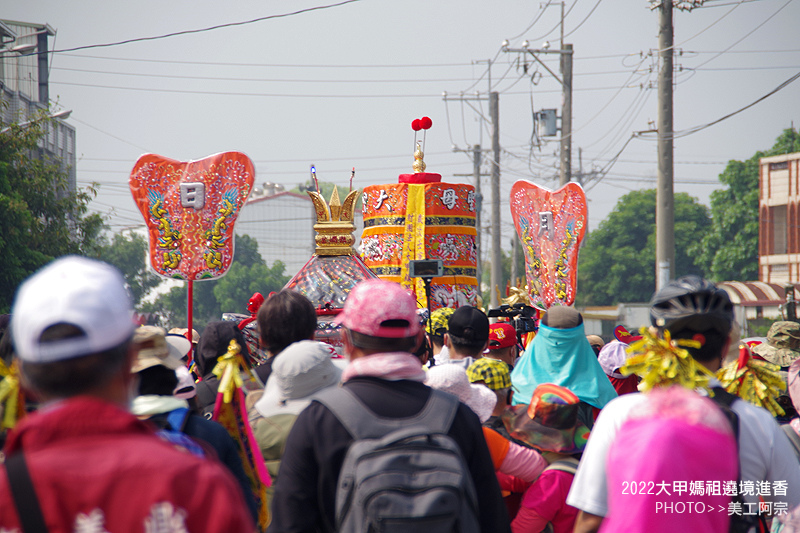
top-left (314, 387), bottom-right (480, 533)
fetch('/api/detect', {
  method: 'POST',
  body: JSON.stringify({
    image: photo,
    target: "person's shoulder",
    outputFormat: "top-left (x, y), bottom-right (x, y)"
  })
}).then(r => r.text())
top-left (731, 397), bottom-right (777, 420)
top-left (186, 413), bottom-right (226, 433)
top-left (730, 398), bottom-right (784, 436)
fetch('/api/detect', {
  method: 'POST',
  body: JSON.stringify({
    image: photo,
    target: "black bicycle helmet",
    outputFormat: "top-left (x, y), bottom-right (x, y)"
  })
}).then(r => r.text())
top-left (649, 275), bottom-right (734, 335)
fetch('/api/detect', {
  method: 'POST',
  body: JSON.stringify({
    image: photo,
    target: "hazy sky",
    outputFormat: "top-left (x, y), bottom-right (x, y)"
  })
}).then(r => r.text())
top-left (4, 0), bottom-right (799, 268)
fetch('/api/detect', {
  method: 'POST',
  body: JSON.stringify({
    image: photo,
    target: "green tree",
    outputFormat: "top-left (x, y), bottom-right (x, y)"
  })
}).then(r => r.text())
top-left (0, 108), bottom-right (105, 312)
top-left (576, 189), bottom-right (710, 306)
top-left (96, 232), bottom-right (161, 307)
top-left (214, 260), bottom-right (289, 312)
top-left (691, 128), bottom-right (800, 282)
top-left (141, 234), bottom-right (290, 329)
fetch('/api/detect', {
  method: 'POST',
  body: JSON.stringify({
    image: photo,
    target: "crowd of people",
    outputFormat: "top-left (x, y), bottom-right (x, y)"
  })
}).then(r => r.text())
top-left (1, 255), bottom-right (800, 532)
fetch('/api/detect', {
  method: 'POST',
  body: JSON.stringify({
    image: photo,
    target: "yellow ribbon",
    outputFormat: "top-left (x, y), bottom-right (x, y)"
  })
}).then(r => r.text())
top-left (622, 327), bottom-right (715, 393)
top-left (717, 353), bottom-right (786, 417)
top-left (0, 360), bottom-right (22, 430)
top-left (211, 340), bottom-right (248, 404)
top-left (400, 184), bottom-right (428, 305)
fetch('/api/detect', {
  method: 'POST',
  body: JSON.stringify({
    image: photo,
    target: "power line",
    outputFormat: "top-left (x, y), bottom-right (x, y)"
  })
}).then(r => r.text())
top-left (563, 0), bottom-right (604, 39)
top-left (53, 82), bottom-right (439, 98)
top-left (695, 0), bottom-right (766, 7)
top-left (693, 65), bottom-right (800, 72)
top-left (674, 0), bottom-right (741, 47)
top-left (689, 48), bottom-right (800, 54)
top-left (640, 70), bottom-right (800, 140)
top-left (691, 0), bottom-right (792, 70)
top-left (573, 56), bottom-right (652, 134)
top-left (528, 0), bottom-right (581, 43)
top-left (507, 3), bottom-right (549, 41)
top-left (53, 80), bottom-right (633, 97)
top-left (51, 66), bottom-right (488, 84)
top-left (55, 49), bottom-right (799, 68)
top-left (34, 1), bottom-right (361, 55)
top-left (71, 116), bottom-right (149, 152)
top-left (61, 52), bottom-right (475, 68)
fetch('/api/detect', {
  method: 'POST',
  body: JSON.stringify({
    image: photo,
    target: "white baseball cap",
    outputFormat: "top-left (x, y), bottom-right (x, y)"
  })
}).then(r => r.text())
top-left (254, 340), bottom-right (342, 418)
top-left (11, 256), bottom-right (136, 363)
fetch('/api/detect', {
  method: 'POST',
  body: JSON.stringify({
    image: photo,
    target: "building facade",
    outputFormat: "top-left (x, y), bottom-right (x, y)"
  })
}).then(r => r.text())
top-left (0, 19), bottom-right (76, 192)
top-left (237, 190), bottom-right (364, 278)
top-left (759, 151), bottom-right (800, 284)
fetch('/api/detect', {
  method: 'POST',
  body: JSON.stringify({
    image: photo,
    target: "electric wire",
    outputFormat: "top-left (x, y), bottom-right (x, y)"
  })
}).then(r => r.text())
top-left (573, 56), bottom-right (651, 134)
top-left (507, 3), bottom-right (549, 41)
top-left (50, 66), bottom-right (490, 84)
top-left (528, 0), bottom-right (581, 43)
top-left (71, 116), bottom-right (149, 152)
top-left (641, 70), bottom-right (800, 140)
top-left (690, 0), bottom-right (792, 70)
top-left (34, 1), bottom-right (361, 56)
top-left (562, 0), bottom-right (604, 39)
top-left (694, 0), bottom-right (765, 7)
top-left (674, 1), bottom-right (741, 48)
top-left (60, 53), bottom-right (475, 68)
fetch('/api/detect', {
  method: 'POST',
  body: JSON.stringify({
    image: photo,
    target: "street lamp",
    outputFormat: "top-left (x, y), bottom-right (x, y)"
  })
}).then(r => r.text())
top-left (50, 109), bottom-right (72, 120)
top-left (0, 43), bottom-right (37, 55)
top-left (0, 42), bottom-right (37, 96)
top-left (0, 109), bottom-right (73, 134)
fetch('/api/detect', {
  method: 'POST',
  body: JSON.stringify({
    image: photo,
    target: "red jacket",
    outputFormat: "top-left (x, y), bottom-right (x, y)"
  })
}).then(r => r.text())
top-left (0, 396), bottom-right (255, 532)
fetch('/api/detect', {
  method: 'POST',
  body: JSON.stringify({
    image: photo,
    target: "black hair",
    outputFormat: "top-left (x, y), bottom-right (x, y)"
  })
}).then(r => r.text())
top-left (665, 328), bottom-right (729, 363)
top-left (412, 334), bottom-right (432, 365)
top-left (448, 333), bottom-right (486, 357)
top-left (257, 290), bottom-right (317, 355)
top-left (348, 329), bottom-right (418, 353)
top-left (21, 323), bottom-right (131, 398)
top-left (136, 365), bottom-right (179, 396)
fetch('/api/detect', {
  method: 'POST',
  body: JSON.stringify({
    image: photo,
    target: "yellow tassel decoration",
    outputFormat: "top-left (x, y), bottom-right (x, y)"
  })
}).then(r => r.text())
top-left (0, 360), bottom-right (25, 430)
top-left (621, 327), bottom-right (714, 392)
top-left (212, 340), bottom-right (250, 404)
top-left (716, 345), bottom-right (786, 417)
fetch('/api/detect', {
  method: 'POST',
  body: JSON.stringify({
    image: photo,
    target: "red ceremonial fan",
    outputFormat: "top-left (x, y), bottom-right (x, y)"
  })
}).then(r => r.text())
top-left (614, 325), bottom-right (642, 344)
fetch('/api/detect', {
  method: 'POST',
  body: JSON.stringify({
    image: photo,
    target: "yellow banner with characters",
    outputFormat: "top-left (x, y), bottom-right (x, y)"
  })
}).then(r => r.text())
top-left (361, 181), bottom-right (478, 309)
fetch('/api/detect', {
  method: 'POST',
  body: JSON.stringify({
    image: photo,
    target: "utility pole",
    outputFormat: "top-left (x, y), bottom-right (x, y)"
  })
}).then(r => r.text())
top-left (455, 145), bottom-right (488, 288)
top-left (559, 44), bottom-right (573, 186)
top-left (510, 237), bottom-right (519, 288)
top-left (502, 43), bottom-right (573, 185)
top-left (490, 91), bottom-right (502, 308)
top-left (443, 61), bottom-right (502, 307)
top-left (656, 0), bottom-right (674, 291)
top-left (473, 144), bottom-right (483, 289)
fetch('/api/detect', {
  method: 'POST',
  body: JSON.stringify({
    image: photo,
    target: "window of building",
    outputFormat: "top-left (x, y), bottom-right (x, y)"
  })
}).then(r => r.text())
top-left (773, 205), bottom-right (787, 254)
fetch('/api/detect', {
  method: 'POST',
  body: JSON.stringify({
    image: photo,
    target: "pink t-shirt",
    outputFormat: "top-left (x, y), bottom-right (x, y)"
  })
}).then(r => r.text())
top-left (512, 469), bottom-right (578, 533)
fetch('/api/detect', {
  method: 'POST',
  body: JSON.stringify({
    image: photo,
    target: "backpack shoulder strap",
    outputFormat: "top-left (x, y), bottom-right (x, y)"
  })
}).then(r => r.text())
top-left (543, 457), bottom-right (580, 476)
top-left (710, 387), bottom-right (740, 441)
top-left (314, 387), bottom-right (458, 440)
top-left (4, 452), bottom-right (49, 533)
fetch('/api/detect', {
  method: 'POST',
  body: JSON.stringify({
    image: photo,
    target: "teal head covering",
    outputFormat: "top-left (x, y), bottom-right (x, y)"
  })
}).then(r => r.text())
top-left (510, 322), bottom-right (618, 409)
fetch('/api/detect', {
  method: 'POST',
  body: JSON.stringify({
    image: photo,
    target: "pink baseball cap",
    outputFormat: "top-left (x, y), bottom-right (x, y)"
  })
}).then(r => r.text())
top-left (334, 280), bottom-right (420, 338)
